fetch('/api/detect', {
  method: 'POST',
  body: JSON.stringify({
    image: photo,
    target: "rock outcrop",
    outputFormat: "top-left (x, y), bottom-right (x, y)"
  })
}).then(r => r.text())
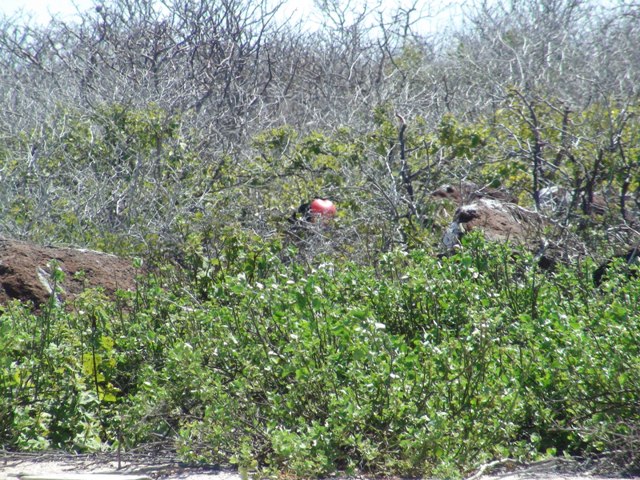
top-left (0, 237), bottom-right (139, 308)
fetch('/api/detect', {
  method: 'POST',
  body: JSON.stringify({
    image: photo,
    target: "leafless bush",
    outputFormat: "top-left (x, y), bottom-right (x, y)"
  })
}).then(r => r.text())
top-left (0, 0), bottom-right (639, 256)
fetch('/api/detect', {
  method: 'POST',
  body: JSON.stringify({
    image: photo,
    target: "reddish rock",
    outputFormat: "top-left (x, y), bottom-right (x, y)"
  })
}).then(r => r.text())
top-left (0, 237), bottom-right (139, 308)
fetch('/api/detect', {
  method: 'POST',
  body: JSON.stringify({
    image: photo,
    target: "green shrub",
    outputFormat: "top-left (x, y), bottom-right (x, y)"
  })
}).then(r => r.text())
top-left (1, 237), bottom-right (639, 476)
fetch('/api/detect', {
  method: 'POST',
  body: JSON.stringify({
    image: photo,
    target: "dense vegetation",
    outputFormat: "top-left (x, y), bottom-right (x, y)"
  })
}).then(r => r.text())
top-left (2, 237), bottom-right (640, 477)
top-left (1, 0), bottom-right (640, 477)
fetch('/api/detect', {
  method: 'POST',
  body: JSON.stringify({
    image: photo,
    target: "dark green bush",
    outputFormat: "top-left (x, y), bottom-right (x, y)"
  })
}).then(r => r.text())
top-left (2, 236), bottom-right (639, 477)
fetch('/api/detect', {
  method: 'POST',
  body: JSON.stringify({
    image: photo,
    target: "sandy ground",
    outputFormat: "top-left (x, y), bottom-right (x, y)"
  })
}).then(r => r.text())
top-left (0, 454), bottom-right (239, 480)
top-left (0, 453), bottom-right (634, 480)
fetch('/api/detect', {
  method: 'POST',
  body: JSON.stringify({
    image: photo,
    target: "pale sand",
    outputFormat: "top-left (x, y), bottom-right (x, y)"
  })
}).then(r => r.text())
top-left (0, 454), bottom-right (633, 480)
top-left (1, 455), bottom-right (239, 480)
